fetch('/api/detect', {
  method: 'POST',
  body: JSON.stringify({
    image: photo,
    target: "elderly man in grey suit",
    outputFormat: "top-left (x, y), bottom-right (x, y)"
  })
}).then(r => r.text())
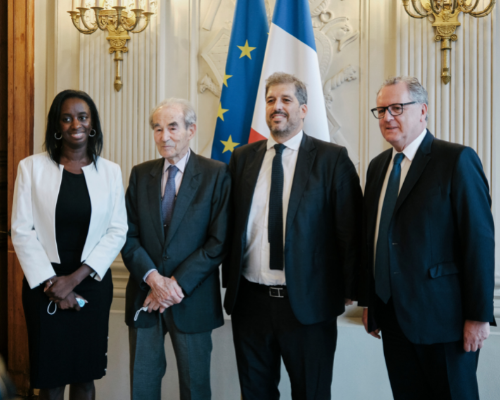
top-left (122, 98), bottom-right (231, 400)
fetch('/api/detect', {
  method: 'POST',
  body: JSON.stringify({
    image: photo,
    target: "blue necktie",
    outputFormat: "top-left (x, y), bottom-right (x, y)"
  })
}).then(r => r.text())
top-left (162, 165), bottom-right (179, 231)
top-left (269, 144), bottom-right (286, 270)
top-left (375, 152), bottom-right (405, 304)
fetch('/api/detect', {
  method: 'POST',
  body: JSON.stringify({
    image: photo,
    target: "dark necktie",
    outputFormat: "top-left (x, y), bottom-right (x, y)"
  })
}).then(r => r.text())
top-left (162, 165), bottom-right (179, 231)
top-left (268, 143), bottom-right (286, 271)
top-left (375, 152), bottom-right (405, 304)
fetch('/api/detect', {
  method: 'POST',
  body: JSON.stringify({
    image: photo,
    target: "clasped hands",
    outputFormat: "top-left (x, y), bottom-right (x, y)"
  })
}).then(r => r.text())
top-left (362, 308), bottom-right (490, 352)
top-left (144, 270), bottom-right (184, 313)
top-left (43, 275), bottom-right (87, 311)
top-left (43, 264), bottom-right (93, 311)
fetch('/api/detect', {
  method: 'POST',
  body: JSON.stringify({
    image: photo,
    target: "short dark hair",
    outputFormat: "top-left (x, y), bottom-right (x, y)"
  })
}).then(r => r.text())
top-left (265, 72), bottom-right (308, 106)
top-left (44, 90), bottom-right (103, 164)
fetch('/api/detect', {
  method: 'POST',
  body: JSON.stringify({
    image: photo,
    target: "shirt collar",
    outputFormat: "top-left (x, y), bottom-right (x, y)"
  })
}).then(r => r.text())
top-left (163, 148), bottom-right (190, 174)
top-left (392, 129), bottom-right (427, 162)
top-left (267, 130), bottom-right (303, 151)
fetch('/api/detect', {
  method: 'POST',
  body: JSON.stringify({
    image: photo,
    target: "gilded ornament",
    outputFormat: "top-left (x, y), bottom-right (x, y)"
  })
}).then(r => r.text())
top-left (402, 0), bottom-right (496, 85)
top-left (68, 3), bottom-right (155, 91)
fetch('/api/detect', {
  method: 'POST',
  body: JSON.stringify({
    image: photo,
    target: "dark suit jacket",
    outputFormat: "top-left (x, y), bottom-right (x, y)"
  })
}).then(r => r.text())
top-left (359, 131), bottom-right (495, 344)
top-left (223, 133), bottom-right (363, 325)
top-left (122, 151), bottom-right (231, 333)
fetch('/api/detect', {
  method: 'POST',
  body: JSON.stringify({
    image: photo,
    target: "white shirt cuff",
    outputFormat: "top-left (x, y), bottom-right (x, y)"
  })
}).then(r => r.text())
top-left (143, 269), bottom-right (157, 283)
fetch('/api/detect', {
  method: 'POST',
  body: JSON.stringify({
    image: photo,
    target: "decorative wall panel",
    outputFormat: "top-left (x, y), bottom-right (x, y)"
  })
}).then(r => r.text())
top-left (37, 0), bottom-right (500, 315)
top-left (78, 0), bottom-right (199, 299)
top-left (394, 1), bottom-right (500, 316)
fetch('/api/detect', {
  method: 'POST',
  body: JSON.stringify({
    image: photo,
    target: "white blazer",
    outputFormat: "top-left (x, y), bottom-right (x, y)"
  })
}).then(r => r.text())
top-left (11, 152), bottom-right (128, 289)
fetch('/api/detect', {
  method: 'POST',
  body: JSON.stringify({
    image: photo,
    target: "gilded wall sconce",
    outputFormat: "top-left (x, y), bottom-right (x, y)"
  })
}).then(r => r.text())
top-left (402, 0), bottom-right (496, 84)
top-left (69, 1), bottom-right (155, 91)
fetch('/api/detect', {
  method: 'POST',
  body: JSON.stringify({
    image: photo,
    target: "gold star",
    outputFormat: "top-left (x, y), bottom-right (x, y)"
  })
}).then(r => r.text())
top-left (217, 103), bottom-right (229, 121)
top-left (221, 135), bottom-right (240, 153)
top-left (223, 73), bottom-right (232, 87)
top-left (237, 40), bottom-right (256, 59)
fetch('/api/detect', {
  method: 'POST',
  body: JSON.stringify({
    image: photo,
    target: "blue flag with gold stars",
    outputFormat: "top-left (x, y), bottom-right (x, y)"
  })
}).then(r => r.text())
top-left (210, 0), bottom-right (269, 163)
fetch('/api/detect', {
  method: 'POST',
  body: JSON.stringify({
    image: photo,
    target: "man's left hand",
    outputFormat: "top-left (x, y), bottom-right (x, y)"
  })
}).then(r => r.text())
top-left (463, 320), bottom-right (490, 352)
top-left (143, 293), bottom-right (167, 314)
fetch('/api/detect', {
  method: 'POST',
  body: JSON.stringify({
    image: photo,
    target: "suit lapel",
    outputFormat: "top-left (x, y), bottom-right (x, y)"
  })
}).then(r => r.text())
top-left (147, 158), bottom-right (165, 244)
top-left (285, 134), bottom-right (316, 236)
top-left (393, 131), bottom-right (433, 215)
top-left (165, 152), bottom-right (201, 247)
top-left (243, 141), bottom-right (267, 189)
top-left (239, 141), bottom-right (267, 223)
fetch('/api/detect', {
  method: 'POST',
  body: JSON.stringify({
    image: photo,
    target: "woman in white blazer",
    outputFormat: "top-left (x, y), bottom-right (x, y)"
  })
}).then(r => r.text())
top-left (11, 90), bottom-right (128, 400)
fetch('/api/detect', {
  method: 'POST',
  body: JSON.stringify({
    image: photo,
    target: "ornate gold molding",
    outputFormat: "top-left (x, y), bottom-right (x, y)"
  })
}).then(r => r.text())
top-left (402, 0), bottom-right (496, 84)
top-left (69, 6), bottom-right (154, 91)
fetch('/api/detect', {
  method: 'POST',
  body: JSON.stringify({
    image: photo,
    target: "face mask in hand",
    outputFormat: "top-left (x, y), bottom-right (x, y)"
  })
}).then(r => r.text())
top-left (47, 297), bottom-right (86, 315)
top-left (134, 289), bottom-right (152, 321)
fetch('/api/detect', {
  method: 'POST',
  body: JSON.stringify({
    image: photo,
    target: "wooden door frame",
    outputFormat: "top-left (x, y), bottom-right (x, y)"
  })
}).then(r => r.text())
top-left (7, 0), bottom-right (34, 395)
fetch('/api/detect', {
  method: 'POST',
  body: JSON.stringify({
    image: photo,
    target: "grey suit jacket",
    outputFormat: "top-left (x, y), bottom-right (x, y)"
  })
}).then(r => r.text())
top-left (122, 151), bottom-right (231, 333)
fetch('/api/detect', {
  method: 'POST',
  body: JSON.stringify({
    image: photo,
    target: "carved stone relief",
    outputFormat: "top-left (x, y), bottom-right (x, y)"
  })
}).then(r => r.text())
top-left (200, 27), bottom-right (231, 87)
top-left (198, 0), bottom-right (360, 165)
top-left (97, 0), bottom-right (158, 13)
top-left (199, 74), bottom-right (221, 97)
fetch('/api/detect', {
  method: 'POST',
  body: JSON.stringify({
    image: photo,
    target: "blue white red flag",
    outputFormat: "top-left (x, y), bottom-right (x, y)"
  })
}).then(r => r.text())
top-left (210, 0), bottom-right (268, 163)
top-left (249, 0), bottom-right (329, 143)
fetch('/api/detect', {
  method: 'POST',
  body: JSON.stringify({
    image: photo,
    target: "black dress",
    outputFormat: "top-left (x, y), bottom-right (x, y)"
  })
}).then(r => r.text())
top-left (22, 169), bottom-right (113, 389)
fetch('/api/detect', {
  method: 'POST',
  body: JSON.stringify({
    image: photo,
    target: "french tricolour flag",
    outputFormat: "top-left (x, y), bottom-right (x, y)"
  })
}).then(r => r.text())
top-left (249, 0), bottom-right (330, 143)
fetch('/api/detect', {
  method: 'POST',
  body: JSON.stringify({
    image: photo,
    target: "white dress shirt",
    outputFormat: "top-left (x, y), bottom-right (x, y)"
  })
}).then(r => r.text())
top-left (161, 148), bottom-right (191, 197)
top-left (373, 129), bottom-right (428, 268)
top-left (144, 149), bottom-right (191, 282)
top-left (243, 130), bottom-right (303, 286)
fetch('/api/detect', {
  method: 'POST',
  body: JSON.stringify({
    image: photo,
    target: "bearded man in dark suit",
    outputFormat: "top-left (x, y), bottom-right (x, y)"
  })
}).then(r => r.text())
top-left (223, 72), bottom-right (363, 399)
top-left (359, 76), bottom-right (495, 400)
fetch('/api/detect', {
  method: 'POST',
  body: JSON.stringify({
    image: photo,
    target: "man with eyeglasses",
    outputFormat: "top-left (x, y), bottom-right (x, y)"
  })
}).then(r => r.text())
top-left (358, 76), bottom-right (495, 399)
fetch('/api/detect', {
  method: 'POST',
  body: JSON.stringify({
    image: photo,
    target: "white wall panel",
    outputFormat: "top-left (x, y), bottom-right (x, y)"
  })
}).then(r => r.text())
top-left (32, 1), bottom-right (500, 398)
top-left (77, 0), bottom-right (195, 189)
top-left (395, 1), bottom-right (500, 314)
top-left (35, 0), bottom-right (500, 318)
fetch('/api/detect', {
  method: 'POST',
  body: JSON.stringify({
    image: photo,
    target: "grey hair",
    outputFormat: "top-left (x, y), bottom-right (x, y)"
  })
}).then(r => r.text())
top-left (149, 98), bottom-right (197, 129)
top-left (377, 76), bottom-right (429, 121)
top-left (265, 72), bottom-right (308, 106)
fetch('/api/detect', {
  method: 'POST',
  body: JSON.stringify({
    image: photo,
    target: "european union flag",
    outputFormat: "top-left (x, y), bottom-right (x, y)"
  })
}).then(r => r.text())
top-left (210, 0), bottom-right (269, 164)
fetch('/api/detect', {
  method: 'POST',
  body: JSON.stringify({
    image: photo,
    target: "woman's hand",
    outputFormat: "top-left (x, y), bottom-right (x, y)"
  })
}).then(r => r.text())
top-left (57, 292), bottom-right (88, 311)
top-left (44, 275), bottom-right (77, 302)
top-left (44, 264), bottom-right (94, 302)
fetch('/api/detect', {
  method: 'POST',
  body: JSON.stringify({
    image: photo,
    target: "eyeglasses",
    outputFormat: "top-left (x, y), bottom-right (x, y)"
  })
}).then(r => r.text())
top-left (371, 102), bottom-right (416, 119)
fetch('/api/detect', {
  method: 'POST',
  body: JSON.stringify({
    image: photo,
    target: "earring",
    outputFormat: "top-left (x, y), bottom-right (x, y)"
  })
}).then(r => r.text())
top-left (54, 132), bottom-right (62, 140)
top-left (89, 129), bottom-right (96, 137)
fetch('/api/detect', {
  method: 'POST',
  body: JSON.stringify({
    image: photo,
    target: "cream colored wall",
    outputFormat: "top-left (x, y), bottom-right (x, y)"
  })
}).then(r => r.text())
top-left (34, 0), bottom-right (80, 154)
top-left (34, 0), bottom-right (500, 317)
top-left (33, 1), bottom-right (500, 398)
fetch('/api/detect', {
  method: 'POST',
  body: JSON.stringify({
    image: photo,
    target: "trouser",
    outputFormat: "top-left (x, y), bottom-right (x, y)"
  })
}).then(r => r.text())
top-left (375, 295), bottom-right (480, 400)
top-left (232, 278), bottom-right (338, 400)
top-left (128, 307), bottom-right (213, 400)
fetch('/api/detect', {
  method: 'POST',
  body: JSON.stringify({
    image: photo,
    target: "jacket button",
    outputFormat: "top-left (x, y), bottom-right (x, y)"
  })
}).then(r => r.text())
top-left (163, 256), bottom-right (167, 261)
top-left (392, 242), bottom-right (398, 245)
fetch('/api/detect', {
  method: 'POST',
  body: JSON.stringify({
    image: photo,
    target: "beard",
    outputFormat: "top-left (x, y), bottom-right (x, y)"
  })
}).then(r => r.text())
top-left (268, 112), bottom-right (301, 138)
